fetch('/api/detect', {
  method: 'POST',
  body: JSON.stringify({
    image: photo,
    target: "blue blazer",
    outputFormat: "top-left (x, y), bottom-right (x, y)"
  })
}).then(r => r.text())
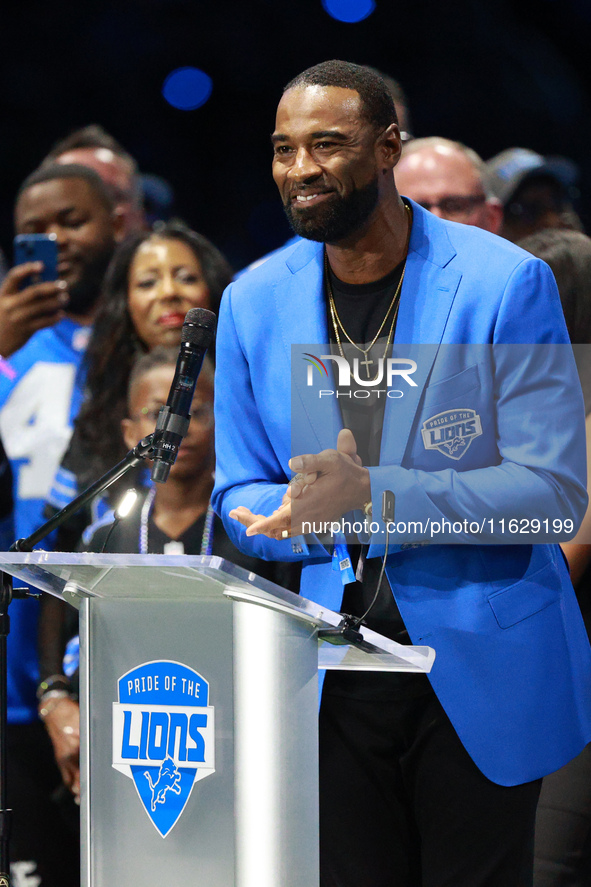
top-left (213, 201), bottom-right (591, 786)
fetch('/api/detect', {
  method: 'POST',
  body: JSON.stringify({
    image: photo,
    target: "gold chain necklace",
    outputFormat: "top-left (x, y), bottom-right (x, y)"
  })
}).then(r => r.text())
top-left (325, 203), bottom-right (412, 382)
top-left (328, 286), bottom-right (400, 383)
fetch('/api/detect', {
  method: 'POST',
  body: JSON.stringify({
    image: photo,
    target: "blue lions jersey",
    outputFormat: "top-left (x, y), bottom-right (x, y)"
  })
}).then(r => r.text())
top-left (0, 318), bottom-right (89, 722)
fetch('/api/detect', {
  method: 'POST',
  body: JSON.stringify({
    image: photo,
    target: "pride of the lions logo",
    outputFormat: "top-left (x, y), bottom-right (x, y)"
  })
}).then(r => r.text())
top-left (421, 408), bottom-right (483, 461)
top-left (112, 661), bottom-right (215, 837)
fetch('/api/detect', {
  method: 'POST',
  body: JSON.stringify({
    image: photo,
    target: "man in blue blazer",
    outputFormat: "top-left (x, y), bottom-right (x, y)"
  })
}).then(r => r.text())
top-left (213, 61), bottom-right (591, 886)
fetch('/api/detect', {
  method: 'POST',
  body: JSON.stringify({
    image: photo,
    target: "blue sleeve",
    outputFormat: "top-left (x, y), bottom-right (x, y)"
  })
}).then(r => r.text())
top-left (212, 284), bottom-right (308, 562)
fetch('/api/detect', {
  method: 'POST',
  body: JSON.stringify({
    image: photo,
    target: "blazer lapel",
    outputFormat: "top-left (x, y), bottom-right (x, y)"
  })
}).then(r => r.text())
top-left (275, 241), bottom-right (343, 456)
top-left (380, 202), bottom-right (462, 466)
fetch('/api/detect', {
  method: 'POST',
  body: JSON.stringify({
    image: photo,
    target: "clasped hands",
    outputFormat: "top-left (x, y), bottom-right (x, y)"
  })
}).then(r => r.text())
top-left (229, 429), bottom-right (371, 540)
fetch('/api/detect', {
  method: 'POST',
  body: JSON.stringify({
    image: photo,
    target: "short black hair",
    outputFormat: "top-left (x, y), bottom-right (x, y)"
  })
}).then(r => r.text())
top-left (44, 124), bottom-right (138, 175)
top-left (365, 66), bottom-right (411, 129)
top-left (284, 60), bottom-right (398, 131)
top-left (16, 162), bottom-right (116, 213)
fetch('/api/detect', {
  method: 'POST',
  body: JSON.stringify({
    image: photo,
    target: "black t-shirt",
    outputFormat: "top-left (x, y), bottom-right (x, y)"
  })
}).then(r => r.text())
top-left (327, 259), bottom-right (404, 467)
top-left (325, 256), bottom-right (431, 700)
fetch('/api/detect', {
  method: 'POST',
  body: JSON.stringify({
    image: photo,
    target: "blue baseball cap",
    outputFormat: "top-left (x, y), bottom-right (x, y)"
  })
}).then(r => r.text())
top-left (486, 148), bottom-right (579, 205)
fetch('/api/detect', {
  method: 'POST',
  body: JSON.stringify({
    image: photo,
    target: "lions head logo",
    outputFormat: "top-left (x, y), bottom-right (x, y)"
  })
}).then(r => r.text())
top-left (112, 661), bottom-right (215, 837)
top-left (145, 756), bottom-right (182, 811)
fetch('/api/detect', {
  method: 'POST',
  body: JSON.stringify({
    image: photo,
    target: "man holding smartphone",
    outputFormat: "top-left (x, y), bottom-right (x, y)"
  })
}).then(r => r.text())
top-left (0, 162), bottom-right (124, 886)
top-left (0, 163), bottom-right (124, 540)
top-left (0, 165), bottom-right (122, 358)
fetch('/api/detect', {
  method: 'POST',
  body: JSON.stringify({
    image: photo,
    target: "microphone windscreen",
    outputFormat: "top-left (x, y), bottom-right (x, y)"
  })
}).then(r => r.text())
top-left (182, 308), bottom-right (217, 348)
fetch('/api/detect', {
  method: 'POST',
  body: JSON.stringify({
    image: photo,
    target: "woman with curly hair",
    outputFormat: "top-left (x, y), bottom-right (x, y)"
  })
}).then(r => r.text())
top-left (45, 219), bottom-right (232, 545)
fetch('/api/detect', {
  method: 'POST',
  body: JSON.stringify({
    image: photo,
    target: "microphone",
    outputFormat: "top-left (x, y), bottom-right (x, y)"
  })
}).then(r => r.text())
top-left (150, 307), bottom-right (217, 483)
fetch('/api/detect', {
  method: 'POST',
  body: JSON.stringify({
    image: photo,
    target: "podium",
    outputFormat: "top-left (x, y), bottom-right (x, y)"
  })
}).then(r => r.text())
top-left (0, 552), bottom-right (434, 887)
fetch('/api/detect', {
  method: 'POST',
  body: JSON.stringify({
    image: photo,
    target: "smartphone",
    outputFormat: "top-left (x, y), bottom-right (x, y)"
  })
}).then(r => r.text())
top-left (13, 233), bottom-right (58, 288)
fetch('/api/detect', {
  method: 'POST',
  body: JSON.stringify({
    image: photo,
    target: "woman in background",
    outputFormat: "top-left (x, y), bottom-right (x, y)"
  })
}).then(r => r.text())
top-left (46, 219), bottom-right (232, 544)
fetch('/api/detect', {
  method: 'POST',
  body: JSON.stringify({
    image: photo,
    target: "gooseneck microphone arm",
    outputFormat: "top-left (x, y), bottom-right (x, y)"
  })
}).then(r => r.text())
top-left (10, 434), bottom-right (157, 553)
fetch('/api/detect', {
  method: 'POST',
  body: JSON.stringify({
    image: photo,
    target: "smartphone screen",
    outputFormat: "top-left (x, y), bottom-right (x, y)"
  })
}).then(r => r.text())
top-left (14, 233), bottom-right (58, 288)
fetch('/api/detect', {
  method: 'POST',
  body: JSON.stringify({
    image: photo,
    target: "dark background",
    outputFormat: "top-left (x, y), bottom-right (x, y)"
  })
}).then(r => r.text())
top-left (1, 0), bottom-right (590, 271)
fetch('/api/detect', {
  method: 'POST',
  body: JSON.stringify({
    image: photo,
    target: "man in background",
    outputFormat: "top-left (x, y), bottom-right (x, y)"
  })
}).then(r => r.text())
top-left (486, 147), bottom-right (583, 241)
top-left (42, 124), bottom-right (146, 234)
top-left (395, 136), bottom-right (503, 232)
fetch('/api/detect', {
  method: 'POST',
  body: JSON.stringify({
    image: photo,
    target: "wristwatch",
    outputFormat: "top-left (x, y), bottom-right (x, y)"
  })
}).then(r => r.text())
top-left (36, 673), bottom-right (70, 700)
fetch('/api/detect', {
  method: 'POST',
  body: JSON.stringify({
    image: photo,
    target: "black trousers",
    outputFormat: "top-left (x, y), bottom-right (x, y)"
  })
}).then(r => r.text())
top-left (319, 677), bottom-right (542, 887)
top-left (534, 742), bottom-right (591, 886)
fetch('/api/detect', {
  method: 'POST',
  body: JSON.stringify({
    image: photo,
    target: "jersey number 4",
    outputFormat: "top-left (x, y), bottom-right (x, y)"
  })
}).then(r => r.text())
top-left (0, 362), bottom-right (76, 500)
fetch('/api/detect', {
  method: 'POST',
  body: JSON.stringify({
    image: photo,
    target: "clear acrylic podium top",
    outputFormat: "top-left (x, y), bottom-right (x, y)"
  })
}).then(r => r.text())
top-left (0, 551), bottom-right (434, 674)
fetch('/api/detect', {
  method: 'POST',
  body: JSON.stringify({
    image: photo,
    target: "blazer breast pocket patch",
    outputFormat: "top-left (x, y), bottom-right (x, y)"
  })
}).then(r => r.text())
top-left (421, 408), bottom-right (482, 460)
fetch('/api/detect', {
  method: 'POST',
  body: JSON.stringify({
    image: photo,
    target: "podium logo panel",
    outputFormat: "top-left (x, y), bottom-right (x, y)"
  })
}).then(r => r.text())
top-left (113, 660), bottom-right (215, 837)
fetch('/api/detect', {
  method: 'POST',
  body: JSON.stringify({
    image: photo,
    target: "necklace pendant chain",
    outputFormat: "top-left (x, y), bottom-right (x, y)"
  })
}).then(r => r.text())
top-left (360, 355), bottom-right (373, 375)
top-left (325, 203), bottom-right (412, 384)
